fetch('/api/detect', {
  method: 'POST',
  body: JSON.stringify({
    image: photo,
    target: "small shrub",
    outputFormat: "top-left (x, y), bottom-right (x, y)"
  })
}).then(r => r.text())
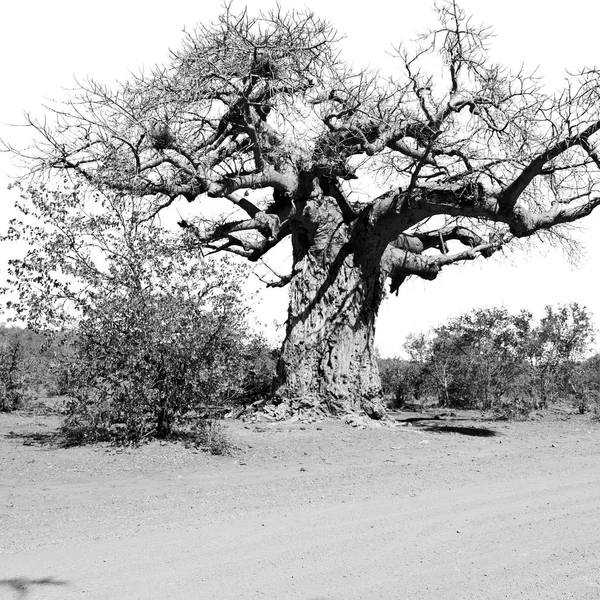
top-left (178, 419), bottom-right (230, 454)
top-left (60, 387), bottom-right (155, 445)
top-left (57, 246), bottom-right (269, 445)
top-left (200, 420), bottom-right (230, 455)
top-left (489, 397), bottom-right (534, 421)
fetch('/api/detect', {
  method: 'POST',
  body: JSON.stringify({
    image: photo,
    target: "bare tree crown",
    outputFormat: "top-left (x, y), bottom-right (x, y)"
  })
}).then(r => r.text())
top-left (8, 1), bottom-right (600, 288)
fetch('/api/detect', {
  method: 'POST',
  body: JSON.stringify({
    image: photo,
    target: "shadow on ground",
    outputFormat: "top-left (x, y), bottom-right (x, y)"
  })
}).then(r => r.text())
top-left (389, 414), bottom-right (500, 437)
top-left (3, 430), bottom-right (59, 447)
top-left (395, 416), bottom-right (470, 424)
top-left (0, 577), bottom-right (68, 599)
top-left (415, 423), bottom-right (499, 437)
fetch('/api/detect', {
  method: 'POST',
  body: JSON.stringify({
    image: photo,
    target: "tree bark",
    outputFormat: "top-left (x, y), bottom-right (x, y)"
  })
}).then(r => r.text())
top-left (156, 401), bottom-right (171, 439)
top-left (274, 194), bottom-right (386, 418)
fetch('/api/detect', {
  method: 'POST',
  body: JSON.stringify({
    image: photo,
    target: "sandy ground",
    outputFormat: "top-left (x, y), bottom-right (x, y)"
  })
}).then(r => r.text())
top-left (1, 409), bottom-right (599, 600)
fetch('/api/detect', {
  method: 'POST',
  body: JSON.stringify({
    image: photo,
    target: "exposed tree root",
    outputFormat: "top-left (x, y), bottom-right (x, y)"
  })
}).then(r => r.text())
top-left (230, 395), bottom-right (391, 427)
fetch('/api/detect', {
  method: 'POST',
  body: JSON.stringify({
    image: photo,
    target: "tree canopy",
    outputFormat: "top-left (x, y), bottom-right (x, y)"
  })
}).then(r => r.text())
top-left (11, 3), bottom-right (600, 264)
top-left (5, 2), bottom-right (600, 417)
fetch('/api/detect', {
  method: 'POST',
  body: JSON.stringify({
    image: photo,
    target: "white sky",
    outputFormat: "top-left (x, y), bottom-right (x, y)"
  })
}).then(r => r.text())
top-left (1, 1), bottom-right (600, 355)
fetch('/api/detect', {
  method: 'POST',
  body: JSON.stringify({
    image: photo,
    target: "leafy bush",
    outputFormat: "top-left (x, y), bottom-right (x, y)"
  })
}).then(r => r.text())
top-left (399, 308), bottom-right (534, 411)
top-left (528, 303), bottom-right (596, 406)
top-left (6, 186), bottom-right (272, 443)
top-left (489, 397), bottom-right (535, 421)
top-left (562, 354), bottom-right (600, 414)
top-left (379, 357), bottom-right (429, 408)
top-left (189, 420), bottom-right (230, 455)
top-left (57, 256), bottom-right (254, 444)
top-left (0, 326), bottom-right (54, 408)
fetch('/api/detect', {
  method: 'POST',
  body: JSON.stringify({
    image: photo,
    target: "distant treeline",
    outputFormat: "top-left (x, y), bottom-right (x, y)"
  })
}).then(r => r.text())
top-left (2, 302), bottom-right (598, 437)
top-left (378, 303), bottom-right (600, 418)
top-left (0, 325), bottom-right (48, 411)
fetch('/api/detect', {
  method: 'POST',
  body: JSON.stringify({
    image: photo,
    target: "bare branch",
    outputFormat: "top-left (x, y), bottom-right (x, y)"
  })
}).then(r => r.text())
top-left (498, 119), bottom-right (600, 213)
top-left (383, 233), bottom-right (507, 293)
top-left (5, 2), bottom-right (600, 280)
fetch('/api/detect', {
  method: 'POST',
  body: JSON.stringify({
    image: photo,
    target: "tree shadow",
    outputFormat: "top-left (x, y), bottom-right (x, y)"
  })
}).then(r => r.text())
top-left (396, 416), bottom-right (440, 423)
top-left (416, 423), bottom-right (499, 437)
top-left (395, 416), bottom-right (453, 424)
top-left (390, 412), bottom-right (500, 437)
top-left (392, 415), bottom-right (473, 424)
top-left (3, 430), bottom-right (60, 447)
top-left (0, 577), bottom-right (68, 599)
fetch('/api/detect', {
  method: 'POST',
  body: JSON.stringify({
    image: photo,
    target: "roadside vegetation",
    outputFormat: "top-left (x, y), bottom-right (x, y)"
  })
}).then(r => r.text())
top-left (1, 154), bottom-right (597, 447)
top-left (2, 298), bottom-right (598, 451)
top-left (0, 327), bottom-right (38, 411)
top-left (0, 320), bottom-right (276, 451)
top-left (379, 303), bottom-right (600, 419)
top-left (2, 188), bottom-right (277, 449)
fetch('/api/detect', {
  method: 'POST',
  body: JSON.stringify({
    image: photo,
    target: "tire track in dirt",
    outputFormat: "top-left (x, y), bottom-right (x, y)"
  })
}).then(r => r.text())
top-left (2, 469), bottom-right (599, 599)
top-left (2, 414), bottom-right (599, 599)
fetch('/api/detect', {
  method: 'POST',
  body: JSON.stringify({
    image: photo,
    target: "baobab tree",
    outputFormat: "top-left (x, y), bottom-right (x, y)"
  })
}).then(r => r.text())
top-left (8, 2), bottom-right (600, 418)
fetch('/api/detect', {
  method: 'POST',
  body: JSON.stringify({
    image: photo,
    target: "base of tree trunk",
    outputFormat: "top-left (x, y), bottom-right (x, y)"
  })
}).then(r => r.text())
top-left (236, 394), bottom-right (388, 424)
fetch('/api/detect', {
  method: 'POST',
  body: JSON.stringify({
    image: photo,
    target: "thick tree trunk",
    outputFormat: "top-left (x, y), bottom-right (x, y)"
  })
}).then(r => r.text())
top-left (274, 194), bottom-right (386, 418)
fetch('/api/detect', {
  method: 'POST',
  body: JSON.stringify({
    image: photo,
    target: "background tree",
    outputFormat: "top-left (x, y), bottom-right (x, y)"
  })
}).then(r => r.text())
top-left (0, 330), bottom-right (31, 411)
top-left (407, 308), bottom-right (533, 410)
top-left (0, 325), bottom-right (49, 411)
top-left (567, 353), bottom-right (600, 415)
top-left (396, 304), bottom-right (595, 414)
top-left (528, 302), bottom-right (595, 406)
top-left (6, 2), bottom-right (600, 417)
top-left (378, 356), bottom-right (428, 408)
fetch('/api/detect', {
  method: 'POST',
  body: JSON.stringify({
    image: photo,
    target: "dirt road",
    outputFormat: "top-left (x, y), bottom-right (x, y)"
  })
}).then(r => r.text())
top-left (1, 411), bottom-right (599, 599)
